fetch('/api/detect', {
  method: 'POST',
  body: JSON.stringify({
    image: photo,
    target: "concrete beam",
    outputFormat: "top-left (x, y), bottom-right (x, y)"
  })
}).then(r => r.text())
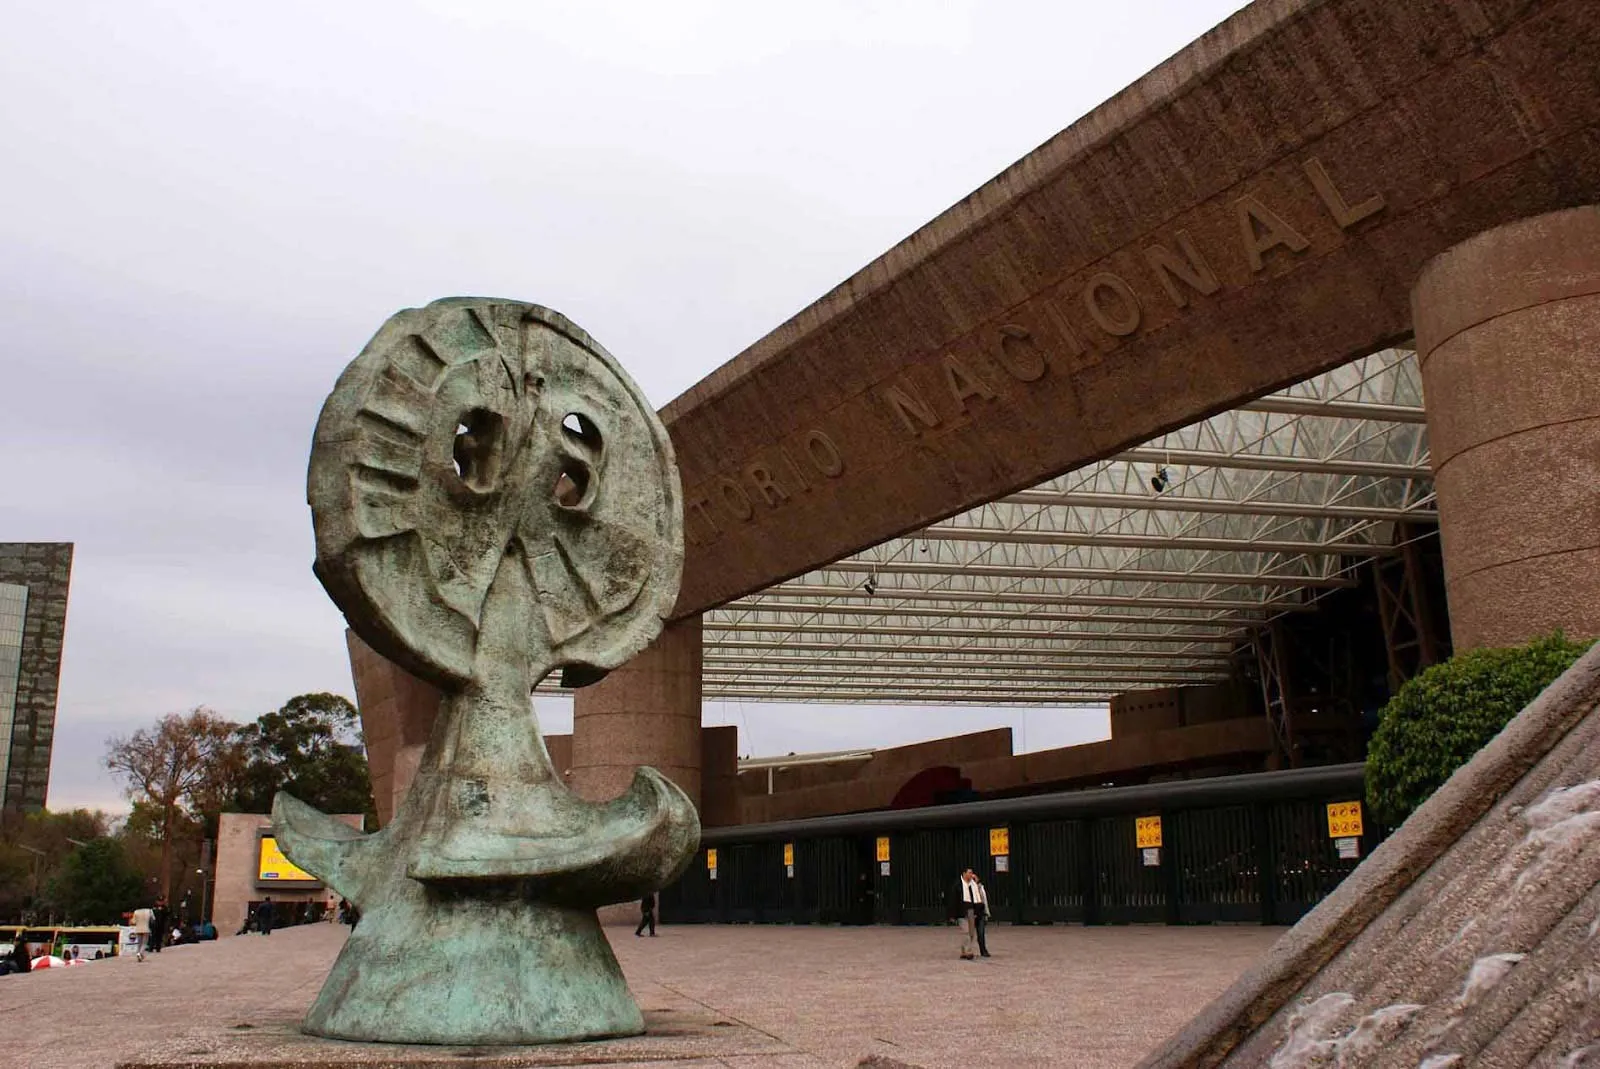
top-left (663, 0), bottom-right (1600, 617)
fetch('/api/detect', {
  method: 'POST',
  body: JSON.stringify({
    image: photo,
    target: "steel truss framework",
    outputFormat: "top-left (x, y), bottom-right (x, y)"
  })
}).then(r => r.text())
top-left (540, 350), bottom-right (1434, 706)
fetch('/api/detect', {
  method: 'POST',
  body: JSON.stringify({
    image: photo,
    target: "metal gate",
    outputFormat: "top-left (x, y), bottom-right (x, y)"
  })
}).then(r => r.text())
top-left (1173, 805), bottom-right (1260, 924)
top-left (660, 765), bottom-right (1374, 928)
top-left (1092, 814), bottom-right (1168, 924)
top-left (1266, 798), bottom-right (1367, 923)
top-left (1017, 819), bottom-right (1090, 923)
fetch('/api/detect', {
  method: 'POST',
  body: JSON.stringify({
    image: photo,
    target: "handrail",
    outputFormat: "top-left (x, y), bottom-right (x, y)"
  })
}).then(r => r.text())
top-left (703, 763), bottom-right (1366, 844)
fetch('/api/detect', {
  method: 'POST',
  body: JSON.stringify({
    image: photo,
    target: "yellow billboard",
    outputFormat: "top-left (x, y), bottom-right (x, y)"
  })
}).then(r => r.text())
top-left (257, 836), bottom-right (317, 883)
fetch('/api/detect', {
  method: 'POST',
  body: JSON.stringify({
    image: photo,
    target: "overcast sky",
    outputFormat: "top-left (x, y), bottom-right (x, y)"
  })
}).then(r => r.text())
top-left (2, 0), bottom-right (1249, 812)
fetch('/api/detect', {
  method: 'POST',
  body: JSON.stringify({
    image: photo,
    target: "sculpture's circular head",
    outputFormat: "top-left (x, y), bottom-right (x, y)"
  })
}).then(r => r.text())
top-left (308, 298), bottom-right (682, 690)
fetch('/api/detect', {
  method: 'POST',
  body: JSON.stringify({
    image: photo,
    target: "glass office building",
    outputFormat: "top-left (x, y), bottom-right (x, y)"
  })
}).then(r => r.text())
top-left (0, 544), bottom-right (73, 814)
top-left (0, 582), bottom-right (28, 803)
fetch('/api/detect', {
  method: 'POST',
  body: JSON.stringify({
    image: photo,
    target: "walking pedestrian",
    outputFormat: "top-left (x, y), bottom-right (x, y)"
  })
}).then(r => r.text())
top-left (635, 892), bottom-right (657, 937)
top-left (257, 896), bottom-right (274, 936)
top-left (130, 903), bottom-right (154, 961)
top-left (956, 868), bottom-right (991, 960)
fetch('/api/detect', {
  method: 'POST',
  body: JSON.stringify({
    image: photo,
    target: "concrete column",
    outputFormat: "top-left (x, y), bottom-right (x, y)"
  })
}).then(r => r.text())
top-left (570, 615), bottom-right (704, 808)
top-left (345, 631), bottom-right (441, 827)
top-left (1412, 205), bottom-right (1600, 650)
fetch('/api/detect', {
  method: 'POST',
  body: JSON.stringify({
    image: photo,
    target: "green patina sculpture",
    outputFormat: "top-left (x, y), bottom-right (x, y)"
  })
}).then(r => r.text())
top-left (272, 298), bottom-right (699, 1045)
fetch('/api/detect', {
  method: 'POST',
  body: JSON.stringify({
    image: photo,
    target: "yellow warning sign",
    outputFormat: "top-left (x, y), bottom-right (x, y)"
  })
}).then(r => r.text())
top-left (1135, 815), bottom-right (1163, 849)
top-left (875, 836), bottom-right (891, 863)
top-left (989, 827), bottom-right (1010, 857)
top-left (783, 843), bottom-right (794, 867)
top-left (706, 848), bottom-right (718, 870)
top-left (1326, 801), bottom-right (1364, 838)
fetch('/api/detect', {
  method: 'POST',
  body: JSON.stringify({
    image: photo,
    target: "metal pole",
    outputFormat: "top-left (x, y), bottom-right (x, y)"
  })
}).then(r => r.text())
top-left (198, 840), bottom-right (213, 924)
top-left (18, 844), bottom-right (44, 908)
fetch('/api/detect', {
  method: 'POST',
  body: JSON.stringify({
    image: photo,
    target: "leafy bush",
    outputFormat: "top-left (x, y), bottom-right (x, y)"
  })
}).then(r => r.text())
top-left (1366, 632), bottom-right (1593, 829)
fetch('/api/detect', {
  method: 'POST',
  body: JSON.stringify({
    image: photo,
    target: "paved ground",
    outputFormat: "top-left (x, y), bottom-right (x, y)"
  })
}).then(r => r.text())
top-left (0, 922), bottom-right (1282, 1068)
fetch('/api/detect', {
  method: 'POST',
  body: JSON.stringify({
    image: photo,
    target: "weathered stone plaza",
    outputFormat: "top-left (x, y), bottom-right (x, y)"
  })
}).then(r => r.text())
top-left (1, 922), bottom-right (1281, 1068)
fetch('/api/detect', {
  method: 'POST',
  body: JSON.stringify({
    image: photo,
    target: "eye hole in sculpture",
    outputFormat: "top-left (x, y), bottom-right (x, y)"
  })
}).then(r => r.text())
top-left (561, 412), bottom-right (601, 448)
top-left (554, 413), bottom-right (602, 509)
top-left (554, 466), bottom-right (588, 507)
top-left (452, 408), bottom-right (505, 493)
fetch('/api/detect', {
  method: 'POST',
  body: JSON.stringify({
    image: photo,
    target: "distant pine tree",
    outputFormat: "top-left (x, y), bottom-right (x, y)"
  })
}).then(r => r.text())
top-left (231, 693), bottom-right (375, 828)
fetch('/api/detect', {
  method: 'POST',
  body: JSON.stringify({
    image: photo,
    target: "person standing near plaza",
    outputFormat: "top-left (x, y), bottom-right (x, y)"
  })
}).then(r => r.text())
top-left (8, 935), bottom-right (32, 974)
top-left (956, 868), bottom-right (991, 960)
top-left (148, 896), bottom-right (169, 954)
top-left (851, 871), bottom-right (875, 925)
top-left (635, 892), bottom-right (657, 937)
top-left (257, 896), bottom-right (274, 936)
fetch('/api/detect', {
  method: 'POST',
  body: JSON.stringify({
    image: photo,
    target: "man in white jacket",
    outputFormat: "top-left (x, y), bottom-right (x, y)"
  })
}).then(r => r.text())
top-left (958, 868), bottom-right (991, 960)
top-left (129, 904), bottom-right (153, 962)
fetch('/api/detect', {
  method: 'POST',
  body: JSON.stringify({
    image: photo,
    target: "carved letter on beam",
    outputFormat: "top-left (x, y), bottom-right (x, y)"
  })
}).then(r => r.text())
top-left (804, 429), bottom-right (845, 477)
top-left (746, 464), bottom-right (789, 507)
top-left (1143, 230), bottom-right (1220, 309)
top-left (1236, 194), bottom-right (1310, 272)
top-left (1303, 157), bottom-right (1386, 229)
top-left (718, 477), bottom-right (755, 521)
top-left (994, 324), bottom-right (1047, 382)
top-left (687, 497), bottom-right (719, 539)
top-left (1082, 273), bottom-right (1142, 337)
top-left (778, 445), bottom-right (811, 492)
top-left (881, 382), bottom-right (941, 436)
top-left (942, 354), bottom-right (998, 412)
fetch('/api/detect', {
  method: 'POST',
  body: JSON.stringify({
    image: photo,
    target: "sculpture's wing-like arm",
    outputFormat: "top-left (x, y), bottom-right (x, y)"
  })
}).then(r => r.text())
top-left (272, 792), bottom-right (384, 906)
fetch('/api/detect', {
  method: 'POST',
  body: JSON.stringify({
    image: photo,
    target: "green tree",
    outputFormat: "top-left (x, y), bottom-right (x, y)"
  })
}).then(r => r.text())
top-left (0, 844), bottom-right (29, 921)
top-left (46, 838), bottom-right (144, 924)
top-left (232, 693), bottom-right (375, 825)
top-left (1366, 632), bottom-right (1593, 828)
top-left (0, 808), bottom-right (115, 922)
top-left (105, 708), bottom-right (243, 898)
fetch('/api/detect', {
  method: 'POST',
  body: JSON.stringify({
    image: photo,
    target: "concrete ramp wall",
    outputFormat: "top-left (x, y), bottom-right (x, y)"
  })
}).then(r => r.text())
top-left (1141, 642), bottom-right (1600, 1067)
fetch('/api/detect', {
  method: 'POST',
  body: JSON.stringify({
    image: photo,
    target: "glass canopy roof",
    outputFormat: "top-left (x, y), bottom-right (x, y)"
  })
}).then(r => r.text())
top-left (540, 349), bottom-right (1433, 705)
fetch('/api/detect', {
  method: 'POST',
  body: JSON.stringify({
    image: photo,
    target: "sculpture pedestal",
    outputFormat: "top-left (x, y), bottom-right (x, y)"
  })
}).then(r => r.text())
top-left (273, 681), bottom-right (697, 1046)
top-left (305, 902), bottom-right (640, 1045)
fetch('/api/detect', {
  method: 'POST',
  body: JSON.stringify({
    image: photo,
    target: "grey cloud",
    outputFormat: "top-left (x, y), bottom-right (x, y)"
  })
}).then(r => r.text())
top-left (1, 0), bottom-right (1247, 811)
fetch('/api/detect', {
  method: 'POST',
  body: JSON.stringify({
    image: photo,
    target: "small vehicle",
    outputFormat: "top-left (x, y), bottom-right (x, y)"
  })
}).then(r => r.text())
top-left (0, 924), bottom-right (136, 968)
